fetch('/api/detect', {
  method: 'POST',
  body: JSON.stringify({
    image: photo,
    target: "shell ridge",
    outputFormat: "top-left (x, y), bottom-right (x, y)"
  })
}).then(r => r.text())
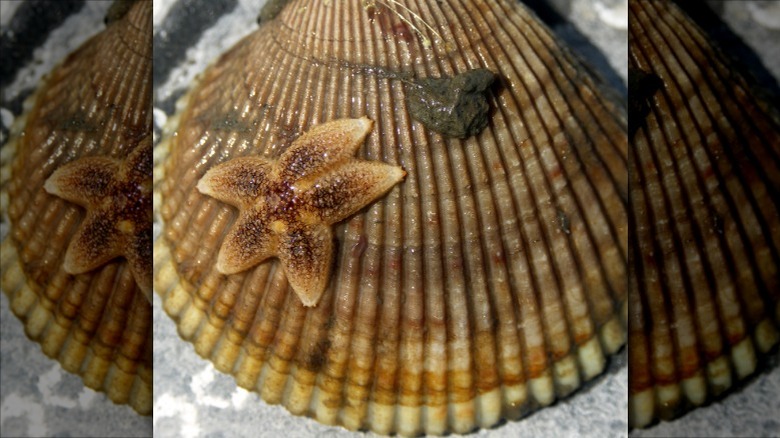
top-left (370, 12), bottom-right (431, 433)
top-left (103, 268), bottom-right (150, 371)
top-left (444, 141), bottom-right (483, 432)
top-left (208, 278), bottom-right (243, 372)
top-left (115, 2), bottom-right (153, 61)
top-left (232, 265), bottom-right (274, 372)
top-left (407, 0), bottom-right (456, 65)
top-left (486, 0), bottom-right (627, 384)
top-left (410, 2), bottom-right (497, 429)
top-left (459, 132), bottom-right (525, 421)
top-left (648, 92), bottom-right (721, 390)
top-left (267, 289), bottom-right (308, 404)
top-left (389, 100), bottom-right (428, 432)
top-left (250, 265), bottom-right (293, 395)
top-left (444, 36), bottom-right (560, 410)
top-left (628, 0), bottom-right (780, 427)
top-left (231, 270), bottom-right (276, 379)
top-left (505, 0), bottom-right (629, 205)
top-left (301, 9), bottom-right (330, 130)
top-left (337, 219), bottom-right (382, 429)
top-left (71, 268), bottom-right (120, 346)
top-left (428, 5), bottom-right (522, 411)
top-left (374, 18), bottom-right (432, 434)
top-left (274, 31), bottom-right (319, 143)
top-left (6, 241), bottom-right (151, 413)
top-left (345, 9), bottom-right (412, 431)
top-left (629, 25), bottom-right (729, 394)
top-left (460, 6), bottom-right (580, 396)
top-left (637, 3), bottom-right (778, 325)
top-left (629, 81), bottom-right (687, 405)
top-left (510, 5), bottom-right (630, 320)
top-left (25, 201), bottom-right (81, 286)
top-left (651, 85), bottom-right (712, 385)
top-left (525, 7), bottom-right (629, 167)
top-left (416, 129), bottom-right (449, 433)
top-left (340, 23), bottom-right (400, 431)
top-left (413, 54), bottom-right (475, 432)
top-left (168, 195), bottom-right (219, 285)
top-left (670, 4), bottom-right (780, 190)
top-left (420, 22), bottom-right (548, 408)
top-left (494, 11), bottom-right (606, 360)
top-left (244, 36), bottom-right (288, 154)
top-left (299, 231), bottom-right (339, 419)
top-left (665, 2), bottom-right (780, 165)
top-left (328, 222), bottom-right (372, 428)
top-left (301, 251), bottom-right (353, 424)
top-left (648, 73), bottom-right (751, 375)
top-left (644, 0), bottom-right (778, 216)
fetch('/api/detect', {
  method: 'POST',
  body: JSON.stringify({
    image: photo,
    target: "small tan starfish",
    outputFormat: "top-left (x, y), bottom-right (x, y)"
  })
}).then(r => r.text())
top-left (44, 137), bottom-right (153, 300)
top-left (197, 117), bottom-right (405, 306)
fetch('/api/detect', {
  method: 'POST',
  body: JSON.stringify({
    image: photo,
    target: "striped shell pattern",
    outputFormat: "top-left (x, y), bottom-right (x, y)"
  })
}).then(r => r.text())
top-left (628, 0), bottom-right (780, 429)
top-left (1, 0), bottom-right (153, 416)
top-left (155, 0), bottom-right (627, 435)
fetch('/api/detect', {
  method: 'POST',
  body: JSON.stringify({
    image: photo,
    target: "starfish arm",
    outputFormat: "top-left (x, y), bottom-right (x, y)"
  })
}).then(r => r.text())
top-left (126, 225), bottom-right (153, 302)
top-left (196, 117), bottom-right (405, 307)
top-left (216, 211), bottom-right (276, 274)
top-left (123, 136), bottom-right (153, 184)
top-left (277, 224), bottom-right (333, 307)
top-left (44, 157), bottom-right (121, 207)
top-left (305, 160), bottom-right (406, 225)
top-left (63, 212), bottom-right (124, 275)
top-left (278, 117), bottom-right (374, 183)
top-left (197, 156), bottom-right (273, 208)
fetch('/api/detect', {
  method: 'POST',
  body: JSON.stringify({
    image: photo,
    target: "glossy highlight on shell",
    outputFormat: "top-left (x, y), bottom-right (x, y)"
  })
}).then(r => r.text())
top-left (155, 0), bottom-right (628, 435)
top-left (628, 0), bottom-right (780, 429)
top-left (1, 0), bottom-right (153, 416)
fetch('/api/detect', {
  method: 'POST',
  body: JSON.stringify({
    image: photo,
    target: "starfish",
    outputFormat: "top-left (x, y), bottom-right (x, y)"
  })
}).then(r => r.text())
top-left (197, 117), bottom-right (405, 307)
top-left (44, 137), bottom-right (153, 300)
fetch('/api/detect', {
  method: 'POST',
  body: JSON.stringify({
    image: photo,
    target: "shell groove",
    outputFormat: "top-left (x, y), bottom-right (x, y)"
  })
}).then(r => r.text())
top-left (155, 0), bottom-right (628, 435)
top-left (1, 1), bottom-right (153, 416)
top-left (628, 0), bottom-right (780, 429)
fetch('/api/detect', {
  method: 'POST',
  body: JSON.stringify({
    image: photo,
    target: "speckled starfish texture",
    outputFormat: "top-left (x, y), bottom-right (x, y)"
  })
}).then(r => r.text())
top-left (196, 117), bottom-right (405, 306)
top-left (44, 137), bottom-right (153, 299)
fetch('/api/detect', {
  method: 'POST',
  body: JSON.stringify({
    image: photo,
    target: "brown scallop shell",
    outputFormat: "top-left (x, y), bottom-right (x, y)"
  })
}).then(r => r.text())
top-left (1, 1), bottom-right (153, 415)
top-left (628, 0), bottom-right (780, 429)
top-left (155, 0), bottom-right (627, 435)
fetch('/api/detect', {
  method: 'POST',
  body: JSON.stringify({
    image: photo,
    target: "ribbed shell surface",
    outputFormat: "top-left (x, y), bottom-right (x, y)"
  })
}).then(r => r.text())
top-left (1, 1), bottom-right (153, 415)
top-left (628, 1), bottom-right (780, 429)
top-left (155, 0), bottom-right (627, 435)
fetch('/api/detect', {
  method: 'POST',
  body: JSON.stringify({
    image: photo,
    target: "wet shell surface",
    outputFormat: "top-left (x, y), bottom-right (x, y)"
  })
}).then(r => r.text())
top-left (628, 0), bottom-right (780, 429)
top-left (1, 0), bottom-right (153, 416)
top-left (155, 0), bottom-right (628, 435)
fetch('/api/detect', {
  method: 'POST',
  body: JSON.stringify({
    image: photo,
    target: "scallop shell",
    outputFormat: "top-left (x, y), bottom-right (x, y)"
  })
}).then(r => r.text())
top-left (155, 0), bottom-right (628, 435)
top-left (1, 0), bottom-right (152, 416)
top-left (628, 0), bottom-right (780, 429)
